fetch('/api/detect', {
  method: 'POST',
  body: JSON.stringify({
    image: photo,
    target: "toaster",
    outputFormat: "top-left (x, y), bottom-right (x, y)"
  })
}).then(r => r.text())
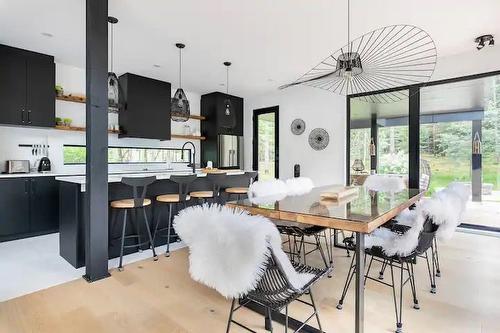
top-left (6, 160), bottom-right (30, 174)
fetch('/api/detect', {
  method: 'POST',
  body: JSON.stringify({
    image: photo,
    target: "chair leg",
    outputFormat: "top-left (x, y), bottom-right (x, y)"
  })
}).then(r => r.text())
top-left (265, 307), bottom-right (273, 332)
top-left (407, 262), bottom-right (420, 310)
top-left (165, 203), bottom-right (173, 257)
top-left (118, 209), bottom-right (128, 271)
top-left (328, 229), bottom-right (334, 265)
top-left (433, 238), bottom-right (441, 277)
top-left (141, 207), bottom-right (158, 261)
top-left (152, 203), bottom-right (163, 243)
top-left (389, 260), bottom-right (403, 333)
top-left (337, 252), bottom-right (356, 310)
top-left (425, 250), bottom-right (437, 294)
top-left (364, 256), bottom-right (374, 287)
top-left (309, 289), bottom-right (323, 332)
top-left (315, 234), bottom-right (330, 272)
top-left (226, 298), bottom-right (236, 333)
top-left (284, 305), bottom-right (288, 333)
top-left (379, 259), bottom-right (388, 280)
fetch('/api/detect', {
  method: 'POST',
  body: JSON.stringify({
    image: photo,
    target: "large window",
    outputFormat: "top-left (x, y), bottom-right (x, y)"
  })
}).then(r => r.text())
top-left (63, 145), bottom-right (190, 165)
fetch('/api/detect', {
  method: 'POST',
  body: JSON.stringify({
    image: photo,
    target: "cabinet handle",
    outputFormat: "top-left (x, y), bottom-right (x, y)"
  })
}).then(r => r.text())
top-left (24, 180), bottom-right (29, 194)
top-left (27, 110), bottom-right (32, 124)
top-left (31, 180), bottom-right (36, 195)
top-left (21, 109), bottom-right (25, 123)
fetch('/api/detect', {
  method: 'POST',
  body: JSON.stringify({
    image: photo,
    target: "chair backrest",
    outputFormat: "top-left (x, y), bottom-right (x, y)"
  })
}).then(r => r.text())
top-left (207, 173), bottom-right (227, 196)
top-left (170, 174), bottom-right (197, 201)
top-left (414, 216), bottom-right (438, 255)
top-left (121, 176), bottom-right (156, 207)
top-left (244, 171), bottom-right (258, 185)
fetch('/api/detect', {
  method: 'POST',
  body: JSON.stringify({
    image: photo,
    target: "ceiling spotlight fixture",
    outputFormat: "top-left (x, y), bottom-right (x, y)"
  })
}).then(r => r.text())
top-left (171, 43), bottom-right (190, 122)
top-left (107, 16), bottom-right (120, 113)
top-left (41, 32), bottom-right (53, 38)
top-left (153, 64), bottom-right (161, 68)
top-left (280, 0), bottom-right (437, 103)
top-left (475, 34), bottom-right (494, 50)
top-left (221, 61), bottom-right (236, 128)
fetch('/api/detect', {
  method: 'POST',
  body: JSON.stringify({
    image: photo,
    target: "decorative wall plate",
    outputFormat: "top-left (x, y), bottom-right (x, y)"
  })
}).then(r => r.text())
top-left (308, 128), bottom-right (329, 151)
top-left (291, 119), bottom-right (306, 135)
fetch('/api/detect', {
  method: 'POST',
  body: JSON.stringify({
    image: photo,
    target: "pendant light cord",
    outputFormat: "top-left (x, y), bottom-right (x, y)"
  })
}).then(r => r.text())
top-left (347, 0), bottom-right (350, 54)
top-left (179, 47), bottom-right (182, 88)
top-left (110, 23), bottom-right (114, 72)
top-left (226, 66), bottom-right (229, 94)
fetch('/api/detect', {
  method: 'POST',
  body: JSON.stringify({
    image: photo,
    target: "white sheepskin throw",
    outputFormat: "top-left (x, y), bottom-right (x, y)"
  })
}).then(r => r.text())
top-left (247, 179), bottom-right (288, 204)
top-left (285, 177), bottom-right (314, 196)
top-left (366, 204), bottom-right (426, 256)
top-left (364, 174), bottom-right (406, 193)
top-left (173, 204), bottom-right (314, 299)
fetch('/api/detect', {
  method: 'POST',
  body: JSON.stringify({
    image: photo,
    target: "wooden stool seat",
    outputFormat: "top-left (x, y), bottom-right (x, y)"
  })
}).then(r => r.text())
top-left (156, 194), bottom-right (190, 203)
top-left (225, 187), bottom-right (248, 194)
top-left (110, 198), bottom-right (152, 209)
top-left (190, 191), bottom-right (214, 198)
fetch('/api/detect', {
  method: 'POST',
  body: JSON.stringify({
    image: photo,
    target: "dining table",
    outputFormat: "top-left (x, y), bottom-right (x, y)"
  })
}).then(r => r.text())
top-left (227, 184), bottom-right (424, 333)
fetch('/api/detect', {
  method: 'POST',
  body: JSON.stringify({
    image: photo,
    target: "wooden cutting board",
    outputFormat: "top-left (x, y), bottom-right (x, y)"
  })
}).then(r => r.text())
top-left (320, 186), bottom-right (359, 200)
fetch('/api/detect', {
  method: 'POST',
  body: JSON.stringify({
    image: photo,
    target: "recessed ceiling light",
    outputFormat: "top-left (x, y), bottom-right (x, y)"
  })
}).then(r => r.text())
top-left (153, 64), bottom-right (161, 68)
top-left (219, 83), bottom-right (225, 86)
top-left (41, 32), bottom-right (53, 38)
top-left (267, 78), bottom-right (275, 82)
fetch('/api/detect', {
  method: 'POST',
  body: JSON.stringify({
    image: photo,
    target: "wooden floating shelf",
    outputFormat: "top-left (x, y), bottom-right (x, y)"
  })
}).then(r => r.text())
top-left (56, 95), bottom-right (206, 121)
top-left (56, 95), bottom-right (86, 103)
top-left (171, 134), bottom-right (206, 140)
top-left (55, 125), bottom-right (204, 140)
top-left (55, 125), bottom-right (120, 134)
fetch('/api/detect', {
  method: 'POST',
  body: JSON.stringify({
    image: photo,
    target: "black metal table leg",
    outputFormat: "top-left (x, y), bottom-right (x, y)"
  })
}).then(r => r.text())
top-left (355, 232), bottom-right (365, 333)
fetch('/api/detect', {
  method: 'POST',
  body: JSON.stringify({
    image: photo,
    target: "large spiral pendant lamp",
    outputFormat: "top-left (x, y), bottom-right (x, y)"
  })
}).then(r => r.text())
top-left (280, 0), bottom-right (437, 103)
top-left (171, 43), bottom-right (190, 122)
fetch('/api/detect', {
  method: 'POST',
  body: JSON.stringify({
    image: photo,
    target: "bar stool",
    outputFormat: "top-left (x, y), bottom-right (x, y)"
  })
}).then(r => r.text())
top-left (153, 174), bottom-right (197, 257)
top-left (110, 176), bottom-right (158, 271)
top-left (190, 172), bottom-right (226, 204)
top-left (225, 171), bottom-right (258, 200)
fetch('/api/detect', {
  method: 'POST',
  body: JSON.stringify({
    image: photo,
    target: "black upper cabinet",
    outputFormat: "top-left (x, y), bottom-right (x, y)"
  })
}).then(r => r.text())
top-left (201, 92), bottom-right (243, 136)
top-left (119, 73), bottom-right (171, 140)
top-left (0, 44), bottom-right (55, 127)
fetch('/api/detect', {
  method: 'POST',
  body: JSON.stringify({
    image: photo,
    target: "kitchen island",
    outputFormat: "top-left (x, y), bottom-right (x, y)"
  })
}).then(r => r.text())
top-left (57, 169), bottom-right (251, 268)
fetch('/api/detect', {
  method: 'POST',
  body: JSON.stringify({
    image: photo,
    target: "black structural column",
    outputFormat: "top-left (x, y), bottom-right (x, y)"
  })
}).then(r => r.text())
top-left (471, 120), bottom-right (482, 202)
top-left (83, 0), bottom-right (110, 282)
top-left (370, 113), bottom-right (378, 172)
top-left (408, 86), bottom-right (420, 189)
top-left (355, 232), bottom-right (365, 333)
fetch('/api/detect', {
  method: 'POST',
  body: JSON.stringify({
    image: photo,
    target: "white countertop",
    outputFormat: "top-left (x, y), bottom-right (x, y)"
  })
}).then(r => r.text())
top-left (55, 169), bottom-right (247, 192)
top-left (0, 172), bottom-right (77, 179)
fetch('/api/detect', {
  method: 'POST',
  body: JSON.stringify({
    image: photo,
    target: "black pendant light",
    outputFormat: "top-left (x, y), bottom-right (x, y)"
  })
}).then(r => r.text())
top-left (171, 43), bottom-right (190, 122)
top-left (280, 0), bottom-right (437, 103)
top-left (107, 16), bottom-right (120, 113)
top-left (222, 61), bottom-right (236, 128)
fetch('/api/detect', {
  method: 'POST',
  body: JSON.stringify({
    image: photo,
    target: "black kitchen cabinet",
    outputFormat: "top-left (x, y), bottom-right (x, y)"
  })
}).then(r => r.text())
top-left (119, 73), bottom-right (171, 140)
top-left (0, 178), bottom-right (30, 237)
top-left (201, 92), bottom-right (244, 167)
top-left (0, 44), bottom-right (55, 128)
top-left (0, 176), bottom-right (59, 242)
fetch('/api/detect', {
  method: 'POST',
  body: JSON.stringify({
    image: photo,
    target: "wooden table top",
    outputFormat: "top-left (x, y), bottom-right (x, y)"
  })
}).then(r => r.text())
top-left (226, 185), bottom-right (424, 234)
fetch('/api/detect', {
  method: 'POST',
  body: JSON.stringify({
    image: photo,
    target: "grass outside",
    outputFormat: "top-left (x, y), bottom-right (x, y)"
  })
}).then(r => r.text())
top-left (423, 153), bottom-right (499, 195)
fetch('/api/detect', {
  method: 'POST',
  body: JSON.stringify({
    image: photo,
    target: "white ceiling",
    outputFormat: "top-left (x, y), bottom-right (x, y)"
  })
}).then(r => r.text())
top-left (1, 0), bottom-right (499, 97)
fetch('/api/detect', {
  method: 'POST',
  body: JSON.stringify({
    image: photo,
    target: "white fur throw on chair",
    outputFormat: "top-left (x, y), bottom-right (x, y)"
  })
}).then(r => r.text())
top-left (173, 204), bottom-right (315, 299)
top-left (247, 179), bottom-right (288, 204)
top-left (364, 174), bottom-right (406, 193)
top-left (247, 177), bottom-right (314, 204)
top-left (285, 177), bottom-right (315, 196)
top-left (365, 204), bottom-right (425, 257)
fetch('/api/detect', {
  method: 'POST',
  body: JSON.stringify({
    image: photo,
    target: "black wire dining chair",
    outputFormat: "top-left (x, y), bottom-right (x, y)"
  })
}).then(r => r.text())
top-left (226, 246), bottom-right (331, 333)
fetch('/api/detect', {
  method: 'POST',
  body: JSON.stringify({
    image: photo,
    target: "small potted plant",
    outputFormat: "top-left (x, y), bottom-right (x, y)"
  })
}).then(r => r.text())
top-left (55, 85), bottom-right (64, 97)
top-left (63, 118), bottom-right (72, 127)
top-left (55, 117), bottom-right (63, 126)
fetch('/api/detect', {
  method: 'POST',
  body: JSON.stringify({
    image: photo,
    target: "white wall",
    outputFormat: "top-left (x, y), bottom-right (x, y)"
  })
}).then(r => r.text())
top-left (0, 63), bottom-right (202, 174)
top-left (243, 47), bottom-right (500, 187)
top-left (244, 87), bottom-right (346, 186)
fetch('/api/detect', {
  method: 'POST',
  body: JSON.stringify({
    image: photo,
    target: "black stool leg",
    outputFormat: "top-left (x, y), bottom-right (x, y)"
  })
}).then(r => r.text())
top-left (153, 203), bottom-right (163, 243)
top-left (118, 209), bottom-right (128, 271)
top-left (166, 203), bottom-right (173, 257)
top-left (141, 207), bottom-right (158, 261)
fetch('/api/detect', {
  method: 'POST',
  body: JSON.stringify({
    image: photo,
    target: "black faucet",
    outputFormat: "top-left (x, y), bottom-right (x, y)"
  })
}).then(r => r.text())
top-left (181, 141), bottom-right (196, 174)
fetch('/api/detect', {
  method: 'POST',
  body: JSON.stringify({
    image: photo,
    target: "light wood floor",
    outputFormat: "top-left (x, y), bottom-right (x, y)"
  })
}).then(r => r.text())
top-left (1, 232), bottom-right (500, 333)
